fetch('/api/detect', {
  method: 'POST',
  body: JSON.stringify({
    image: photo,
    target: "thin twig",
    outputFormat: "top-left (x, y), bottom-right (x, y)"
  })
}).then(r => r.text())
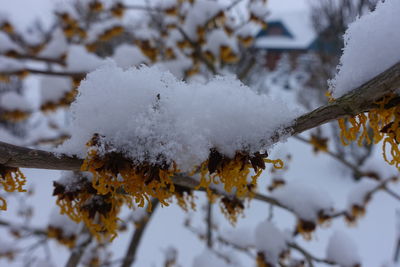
top-left (0, 218), bottom-right (47, 236)
top-left (64, 226), bottom-right (92, 267)
top-left (176, 26), bottom-right (218, 75)
top-left (216, 235), bottom-right (255, 259)
top-left (1, 54), bottom-right (65, 65)
top-left (120, 198), bottom-right (159, 267)
top-left (294, 135), bottom-right (366, 177)
top-left (288, 242), bottom-right (335, 265)
top-left (123, 4), bottom-right (163, 12)
top-left (206, 200), bottom-right (213, 248)
top-left (383, 187), bottom-right (400, 202)
top-left (1, 68), bottom-right (84, 77)
top-left (226, 0), bottom-right (245, 10)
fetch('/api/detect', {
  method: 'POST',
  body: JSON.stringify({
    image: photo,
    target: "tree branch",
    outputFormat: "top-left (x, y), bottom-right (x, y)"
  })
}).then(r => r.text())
top-left (294, 135), bottom-right (367, 178)
top-left (206, 200), bottom-right (213, 248)
top-left (0, 141), bottom-right (82, 170)
top-left (120, 198), bottom-right (159, 267)
top-left (0, 62), bottom-right (399, 172)
top-left (288, 242), bottom-right (335, 265)
top-left (65, 227), bottom-right (92, 267)
top-left (0, 54), bottom-right (65, 65)
top-left (286, 61), bottom-right (400, 138)
top-left (0, 218), bottom-right (47, 236)
top-left (0, 68), bottom-right (84, 77)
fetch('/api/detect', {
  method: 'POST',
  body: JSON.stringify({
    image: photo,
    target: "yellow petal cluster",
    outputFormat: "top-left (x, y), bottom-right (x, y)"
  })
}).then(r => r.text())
top-left (0, 165), bottom-right (26, 210)
top-left (338, 94), bottom-right (400, 169)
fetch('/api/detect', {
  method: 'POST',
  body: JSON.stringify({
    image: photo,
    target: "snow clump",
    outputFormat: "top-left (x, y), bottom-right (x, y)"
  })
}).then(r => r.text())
top-left (330, 0), bottom-right (400, 98)
top-left (59, 61), bottom-right (297, 171)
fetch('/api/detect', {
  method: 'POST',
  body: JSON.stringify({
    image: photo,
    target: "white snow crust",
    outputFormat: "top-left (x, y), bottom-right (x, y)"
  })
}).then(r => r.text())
top-left (204, 29), bottom-right (238, 56)
top-left (183, 0), bottom-right (223, 40)
top-left (0, 32), bottom-right (22, 54)
top-left (254, 220), bottom-right (287, 265)
top-left (347, 179), bottom-right (378, 209)
top-left (192, 248), bottom-right (231, 267)
top-left (0, 56), bottom-right (24, 72)
top-left (48, 208), bottom-right (80, 238)
top-left (221, 227), bottom-right (254, 248)
top-left (58, 62), bottom-right (297, 171)
top-left (40, 76), bottom-right (72, 104)
top-left (326, 231), bottom-right (361, 267)
top-left (112, 44), bottom-right (148, 69)
top-left (39, 29), bottom-right (68, 59)
top-left (66, 45), bottom-right (105, 72)
top-left (330, 0), bottom-right (400, 98)
top-left (0, 91), bottom-right (33, 112)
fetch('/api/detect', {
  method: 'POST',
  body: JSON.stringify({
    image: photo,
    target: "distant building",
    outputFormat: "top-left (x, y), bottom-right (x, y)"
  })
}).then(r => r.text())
top-left (255, 11), bottom-right (338, 70)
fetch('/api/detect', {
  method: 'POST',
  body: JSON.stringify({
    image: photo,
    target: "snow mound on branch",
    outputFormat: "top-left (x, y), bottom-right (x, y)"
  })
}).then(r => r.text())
top-left (0, 91), bottom-right (33, 112)
top-left (182, 0), bottom-right (224, 40)
top-left (326, 231), bottom-right (360, 267)
top-left (254, 220), bottom-right (287, 265)
top-left (66, 45), bottom-right (105, 72)
top-left (330, 0), bottom-right (400, 98)
top-left (221, 227), bottom-right (254, 248)
top-left (40, 76), bottom-right (72, 104)
top-left (57, 171), bottom-right (92, 192)
top-left (204, 29), bottom-right (238, 56)
top-left (0, 56), bottom-right (24, 72)
top-left (0, 32), bottom-right (22, 54)
top-left (48, 208), bottom-right (80, 238)
top-left (347, 179), bottom-right (378, 209)
top-left (270, 181), bottom-right (334, 221)
top-left (39, 29), bottom-right (68, 59)
top-left (31, 259), bottom-right (55, 267)
top-left (112, 44), bottom-right (148, 69)
top-left (58, 62), bottom-right (297, 171)
top-left (192, 248), bottom-right (231, 267)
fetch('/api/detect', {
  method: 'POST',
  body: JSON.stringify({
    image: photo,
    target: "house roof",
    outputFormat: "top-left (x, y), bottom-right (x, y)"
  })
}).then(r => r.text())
top-left (255, 10), bottom-right (316, 50)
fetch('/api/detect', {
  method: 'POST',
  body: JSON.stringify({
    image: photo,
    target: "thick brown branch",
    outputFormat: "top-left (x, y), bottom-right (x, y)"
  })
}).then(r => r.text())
top-left (0, 141), bottom-right (82, 170)
top-left (287, 61), bottom-right (400, 137)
